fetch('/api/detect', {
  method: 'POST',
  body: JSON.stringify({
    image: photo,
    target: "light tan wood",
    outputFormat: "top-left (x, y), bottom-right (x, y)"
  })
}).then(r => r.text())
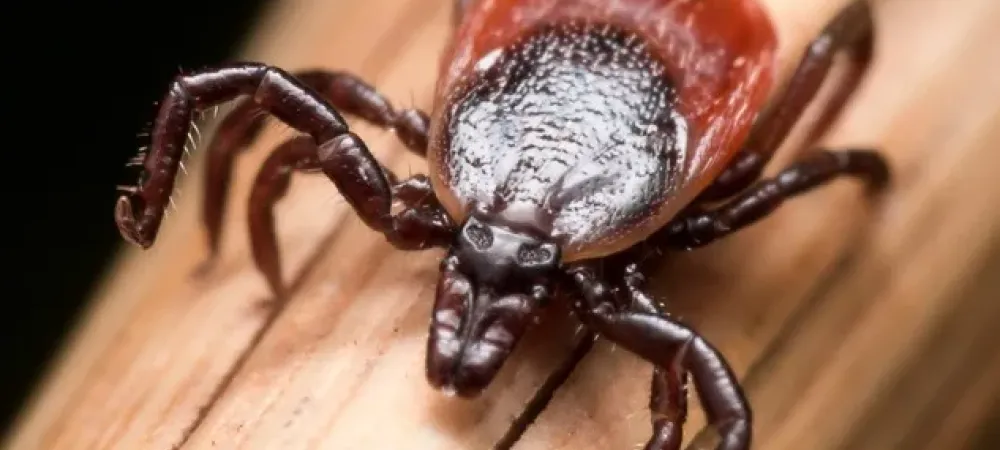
top-left (5, 0), bottom-right (1000, 449)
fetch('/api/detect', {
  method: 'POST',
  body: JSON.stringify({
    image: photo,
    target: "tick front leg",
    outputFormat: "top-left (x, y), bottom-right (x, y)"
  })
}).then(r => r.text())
top-left (698, 0), bottom-right (875, 202)
top-left (200, 68), bottom-right (430, 261)
top-left (245, 135), bottom-right (452, 296)
top-left (568, 265), bottom-right (750, 450)
top-left (667, 149), bottom-right (888, 250)
top-left (118, 64), bottom-right (353, 247)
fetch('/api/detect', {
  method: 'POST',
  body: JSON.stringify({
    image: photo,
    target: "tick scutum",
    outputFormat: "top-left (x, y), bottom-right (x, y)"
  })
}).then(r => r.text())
top-left (436, 22), bottom-right (687, 259)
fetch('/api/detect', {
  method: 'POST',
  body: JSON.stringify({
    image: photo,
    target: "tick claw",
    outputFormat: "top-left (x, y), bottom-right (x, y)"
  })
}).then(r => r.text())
top-left (114, 196), bottom-right (152, 248)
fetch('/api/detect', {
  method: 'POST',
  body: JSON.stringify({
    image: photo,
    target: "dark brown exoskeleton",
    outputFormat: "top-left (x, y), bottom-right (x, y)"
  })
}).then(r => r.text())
top-left (115, 0), bottom-right (889, 448)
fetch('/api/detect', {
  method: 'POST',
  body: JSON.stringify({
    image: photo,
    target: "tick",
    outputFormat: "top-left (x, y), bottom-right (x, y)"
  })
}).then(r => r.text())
top-left (115, 0), bottom-right (889, 448)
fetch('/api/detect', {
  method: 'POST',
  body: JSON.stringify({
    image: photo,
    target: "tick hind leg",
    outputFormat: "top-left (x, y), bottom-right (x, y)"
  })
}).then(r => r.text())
top-left (665, 149), bottom-right (887, 250)
top-left (198, 69), bottom-right (430, 264)
top-left (699, 0), bottom-right (875, 202)
top-left (568, 264), bottom-right (750, 450)
top-left (243, 134), bottom-right (452, 296)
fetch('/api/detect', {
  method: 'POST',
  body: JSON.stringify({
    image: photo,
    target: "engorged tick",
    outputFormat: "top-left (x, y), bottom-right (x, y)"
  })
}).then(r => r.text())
top-left (114, 1), bottom-right (889, 448)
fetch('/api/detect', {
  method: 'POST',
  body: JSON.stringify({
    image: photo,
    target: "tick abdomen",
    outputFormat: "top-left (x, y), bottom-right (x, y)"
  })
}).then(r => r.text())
top-left (440, 22), bottom-right (687, 256)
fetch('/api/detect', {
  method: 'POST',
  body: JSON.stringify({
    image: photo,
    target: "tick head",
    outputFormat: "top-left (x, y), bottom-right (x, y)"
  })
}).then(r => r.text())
top-left (425, 214), bottom-right (560, 397)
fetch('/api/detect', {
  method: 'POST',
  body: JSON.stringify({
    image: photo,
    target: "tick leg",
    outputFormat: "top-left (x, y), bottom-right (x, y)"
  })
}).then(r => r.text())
top-left (568, 264), bottom-right (750, 450)
top-left (698, 0), bottom-right (874, 202)
top-left (201, 69), bottom-right (430, 262)
top-left (646, 358), bottom-right (690, 450)
top-left (666, 149), bottom-right (888, 250)
top-left (242, 136), bottom-right (321, 291)
top-left (117, 64), bottom-right (348, 247)
top-left (246, 135), bottom-right (452, 295)
top-left (623, 264), bottom-right (690, 450)
top-left (116, 63), bottom-right (433, 248)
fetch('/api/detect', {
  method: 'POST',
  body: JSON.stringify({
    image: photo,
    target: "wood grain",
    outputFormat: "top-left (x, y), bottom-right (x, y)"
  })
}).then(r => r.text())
top-left (5, 0), bottom-right (1000, 449)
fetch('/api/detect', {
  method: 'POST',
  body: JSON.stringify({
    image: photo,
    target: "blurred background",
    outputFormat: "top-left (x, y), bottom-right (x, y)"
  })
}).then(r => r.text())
top-left (3, 0), bottom-right (268, 437)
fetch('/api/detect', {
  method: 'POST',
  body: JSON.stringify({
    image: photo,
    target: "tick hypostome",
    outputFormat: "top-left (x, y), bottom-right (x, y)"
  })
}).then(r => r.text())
top-left (115, 1), bottom-right (888, 448)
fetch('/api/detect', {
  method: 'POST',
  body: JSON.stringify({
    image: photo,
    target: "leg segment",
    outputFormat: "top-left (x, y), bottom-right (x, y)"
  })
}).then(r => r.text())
top-left (567, 264), bottom-right (750, 450)
top-left (698, 0), bottom-right (875, 202)
top-left (646, 363), bottom-right (690, 450)
top-left (244, 136), bottom-right (320, 292)
top-left (246, 135), bottom-right (453, 296)
top-left (623, 264), bottom-right (691, 450)
top-left (201, 69), bottom-right (430, 259)
top-left (666, 149), bottom-right (888, 250)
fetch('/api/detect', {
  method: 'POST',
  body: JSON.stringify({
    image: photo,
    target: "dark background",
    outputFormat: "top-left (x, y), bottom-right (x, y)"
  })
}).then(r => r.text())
top-left (3, 0), bottom-right (269, 436)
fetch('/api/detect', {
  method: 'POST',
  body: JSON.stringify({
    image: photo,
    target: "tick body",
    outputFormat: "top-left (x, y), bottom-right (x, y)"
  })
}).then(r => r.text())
top-left (116, 1), bottom-right (889, 449)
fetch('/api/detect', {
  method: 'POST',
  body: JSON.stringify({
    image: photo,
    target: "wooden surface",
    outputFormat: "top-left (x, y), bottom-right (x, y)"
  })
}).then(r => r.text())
top-left (6, 0), bottom-right (1000, 449)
